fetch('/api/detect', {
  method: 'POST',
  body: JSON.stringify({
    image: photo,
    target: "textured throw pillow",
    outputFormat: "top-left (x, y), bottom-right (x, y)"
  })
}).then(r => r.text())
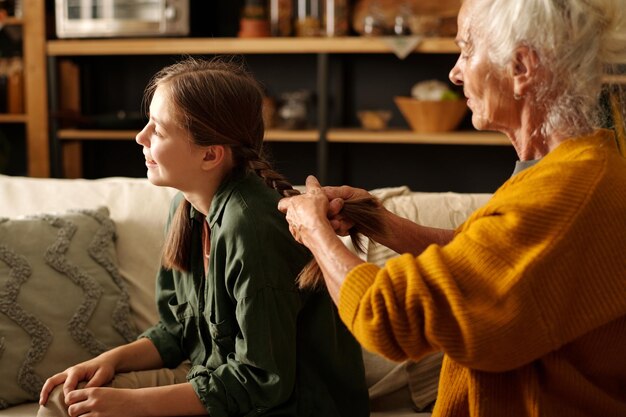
top-left (0, 207), bottom-right (138, 409)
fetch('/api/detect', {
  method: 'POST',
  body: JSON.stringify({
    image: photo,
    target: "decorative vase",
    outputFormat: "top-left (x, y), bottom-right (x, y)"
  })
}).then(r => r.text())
top-left (238, 0), bottom-right (271, 38)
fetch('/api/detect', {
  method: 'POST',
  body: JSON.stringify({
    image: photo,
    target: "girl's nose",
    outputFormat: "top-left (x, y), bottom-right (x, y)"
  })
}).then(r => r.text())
top-left (136, 125), bottom-right (149, 146)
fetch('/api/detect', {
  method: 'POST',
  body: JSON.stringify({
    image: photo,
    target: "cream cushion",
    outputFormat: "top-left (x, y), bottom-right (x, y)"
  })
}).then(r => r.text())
top-left (0, 176), bottom-right (177, 332)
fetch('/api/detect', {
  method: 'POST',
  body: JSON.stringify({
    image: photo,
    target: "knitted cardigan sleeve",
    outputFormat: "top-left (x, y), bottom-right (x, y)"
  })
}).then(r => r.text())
top-left (338, 135), bottom-right (626, 373)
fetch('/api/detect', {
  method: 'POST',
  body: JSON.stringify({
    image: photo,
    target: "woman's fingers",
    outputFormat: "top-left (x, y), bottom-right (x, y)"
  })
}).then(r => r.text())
top-left (328, 198), bottom-right (344, 218)
top-left (330, 218), bottom-right (353, 236)
top-left (279, 177), bottom-right (358, 239)
top-left (305, 175), bottom-right (322, 193)
top-left (289, 224), bottom-right (301, 243)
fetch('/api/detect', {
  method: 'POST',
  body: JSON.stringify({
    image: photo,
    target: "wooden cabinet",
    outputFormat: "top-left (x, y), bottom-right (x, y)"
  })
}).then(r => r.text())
top-left (0, 0), bottom-right (49, 177)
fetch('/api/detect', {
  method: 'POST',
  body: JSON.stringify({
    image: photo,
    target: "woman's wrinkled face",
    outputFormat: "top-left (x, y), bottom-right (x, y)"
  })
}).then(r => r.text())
top-left (449, 0), bottom-right (517, 133)
top-left (135, 86), bottom-right (202, 189)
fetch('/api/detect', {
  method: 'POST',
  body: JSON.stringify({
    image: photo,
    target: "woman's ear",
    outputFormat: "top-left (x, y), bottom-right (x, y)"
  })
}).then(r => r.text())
top-left (512, 45), bottom-right (541, 98)
top-left (200, 145), bottom-right (227, 171)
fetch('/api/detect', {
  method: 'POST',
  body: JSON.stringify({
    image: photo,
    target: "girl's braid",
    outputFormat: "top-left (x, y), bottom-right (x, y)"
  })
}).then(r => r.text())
top-left (241, 146), bottom-right (300, 197)
top-left (297, 196), bottom-right (387, 291)
top-left (238, 145), bottom-right (386, 291)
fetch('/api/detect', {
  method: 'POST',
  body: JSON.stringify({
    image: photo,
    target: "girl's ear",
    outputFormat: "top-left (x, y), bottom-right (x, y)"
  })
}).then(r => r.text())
top-left (200, 145), bottom-right (227, 171)
top-left (512, 45), bottom-right (541, 98)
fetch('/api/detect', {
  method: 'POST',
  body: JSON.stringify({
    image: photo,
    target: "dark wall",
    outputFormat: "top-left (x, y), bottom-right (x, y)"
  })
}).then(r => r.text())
top-left (0, 124), bottom-right (26, 176)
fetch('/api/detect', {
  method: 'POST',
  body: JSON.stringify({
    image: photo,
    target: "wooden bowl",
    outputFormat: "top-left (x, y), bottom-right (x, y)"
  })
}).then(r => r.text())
top-left (394, 96), bottom-right (468, 133)
top-left (357, 110), bottom-right (392, 130)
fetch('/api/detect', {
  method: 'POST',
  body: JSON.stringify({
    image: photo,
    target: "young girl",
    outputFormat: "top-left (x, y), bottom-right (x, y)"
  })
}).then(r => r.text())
top-left (38, 57), bottom-right (368, 417)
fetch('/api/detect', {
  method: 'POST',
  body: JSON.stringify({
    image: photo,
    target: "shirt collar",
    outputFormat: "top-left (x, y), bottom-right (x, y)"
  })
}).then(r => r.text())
top-left (189, 171), bottom-right (264, 228)
top-left (512, 159), bottom-right (541, 176)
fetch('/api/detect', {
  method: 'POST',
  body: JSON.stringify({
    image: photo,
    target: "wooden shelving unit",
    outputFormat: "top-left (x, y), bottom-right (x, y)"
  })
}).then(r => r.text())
top-left (47, 36), bottom-right (497, 178)
top-left (17, 2), bottom-right (626, 179)
top-left (0, 1), bottom-right (49, 177)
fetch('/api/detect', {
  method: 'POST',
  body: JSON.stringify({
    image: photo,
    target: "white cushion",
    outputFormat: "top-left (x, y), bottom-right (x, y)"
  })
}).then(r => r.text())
top-left (0, 175), bottom-right (177, 332)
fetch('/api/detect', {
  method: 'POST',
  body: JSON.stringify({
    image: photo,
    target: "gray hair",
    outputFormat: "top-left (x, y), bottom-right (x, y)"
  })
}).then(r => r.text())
top-left (471, 0), bottom-right (626, 138)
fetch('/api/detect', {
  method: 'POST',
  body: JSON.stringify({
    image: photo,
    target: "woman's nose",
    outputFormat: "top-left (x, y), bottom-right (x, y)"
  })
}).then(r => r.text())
top-left (449, 59), bottom-right (463, 86)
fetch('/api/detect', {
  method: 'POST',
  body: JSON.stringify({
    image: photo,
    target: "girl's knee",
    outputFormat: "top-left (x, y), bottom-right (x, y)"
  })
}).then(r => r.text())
top-left (37, 385), bottom-right (68, 417)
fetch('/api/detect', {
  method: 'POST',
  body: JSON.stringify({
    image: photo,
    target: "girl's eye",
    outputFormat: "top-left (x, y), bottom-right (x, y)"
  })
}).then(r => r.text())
top-left (153, 129), bottom-right (162, 137)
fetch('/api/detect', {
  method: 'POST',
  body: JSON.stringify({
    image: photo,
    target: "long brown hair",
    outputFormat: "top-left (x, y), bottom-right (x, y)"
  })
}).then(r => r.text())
top-left (148, 57), bottom-right (388, 288)
top-left (145, 57), bottom-right (298, 271)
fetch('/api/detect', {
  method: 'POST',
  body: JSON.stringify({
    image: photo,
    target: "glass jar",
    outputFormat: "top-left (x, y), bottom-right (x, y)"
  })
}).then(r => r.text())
top-left (269, 0), bottom-right (293, 37)
top-left (323, 0), bottom-right (349, 37)
top-left (238, 0), bottom-right (270, 37)
top-left (296, 0), bottom-right (321, 37)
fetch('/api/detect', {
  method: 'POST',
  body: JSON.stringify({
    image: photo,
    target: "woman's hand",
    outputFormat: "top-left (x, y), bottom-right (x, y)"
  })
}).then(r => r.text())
top-left (279, 176), bottom-right (366, 303)
top-left (323, 185), bottom-right (372, 236)
top-left (278, 176), bottom-right (334, 246)
top-left (39, 356), bottom-right (116, 406)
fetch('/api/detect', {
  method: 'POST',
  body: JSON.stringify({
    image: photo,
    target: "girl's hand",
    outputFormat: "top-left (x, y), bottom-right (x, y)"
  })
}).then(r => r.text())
top-left (39, 357), bottom-right (116, 406)
top-left (65, 387), bottom-right (139, 417)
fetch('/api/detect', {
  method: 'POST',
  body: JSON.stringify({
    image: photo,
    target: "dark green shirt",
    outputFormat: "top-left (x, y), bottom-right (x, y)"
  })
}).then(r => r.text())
top-left (141, 172), bottom-right (368, 417)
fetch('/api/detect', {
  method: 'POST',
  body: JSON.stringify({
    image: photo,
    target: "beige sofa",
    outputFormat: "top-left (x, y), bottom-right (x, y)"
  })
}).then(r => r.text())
top-left (0, 174), bottom-right (491, 417)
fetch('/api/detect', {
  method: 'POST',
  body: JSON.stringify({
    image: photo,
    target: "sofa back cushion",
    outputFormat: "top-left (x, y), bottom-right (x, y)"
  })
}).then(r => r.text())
top-left (0, 176), bottom-right (177, 331)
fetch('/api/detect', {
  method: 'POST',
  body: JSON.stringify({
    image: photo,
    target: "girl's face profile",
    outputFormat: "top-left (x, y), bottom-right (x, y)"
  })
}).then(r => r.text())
top-left (136, 86), bottom-right (203, 190)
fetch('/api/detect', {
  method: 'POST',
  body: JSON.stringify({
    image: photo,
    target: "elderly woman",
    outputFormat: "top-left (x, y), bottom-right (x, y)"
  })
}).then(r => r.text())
top-left (278, 0), bottom-right (626, 416)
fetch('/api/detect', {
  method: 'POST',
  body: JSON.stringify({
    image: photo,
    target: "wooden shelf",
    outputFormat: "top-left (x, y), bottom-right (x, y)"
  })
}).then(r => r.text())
top-left (47, 36), bottom-right (459, 56)
top-left (265, 129), bottom-right (318, 142)
top-left (603, 75), bottom-right (626, 84)
top-left (327, 129), bottom-right (511, 145)
top-left (57, 128), bottom-right (319, 143)
top-left (0, 114), bottom-right (28, 123)
top-left (2, 17), bottom-right (24, 25)
top-left (57, 128), bottom-right (508, 145)
top-left (58, 129), bottom-right (138, 140)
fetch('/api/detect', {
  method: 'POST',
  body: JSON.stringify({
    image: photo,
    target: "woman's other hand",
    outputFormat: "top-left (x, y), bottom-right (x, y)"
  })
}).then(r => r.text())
top-left (278, 176), bottom-right (334, 246)
top-left (323, 185), bottom-right (372, 236)
top-left (279, 176), bottom-right (366, 303)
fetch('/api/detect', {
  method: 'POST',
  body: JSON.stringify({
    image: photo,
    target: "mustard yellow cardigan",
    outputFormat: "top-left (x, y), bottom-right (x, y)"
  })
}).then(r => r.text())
top-left (339, 130), bottom-right (626, 417)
